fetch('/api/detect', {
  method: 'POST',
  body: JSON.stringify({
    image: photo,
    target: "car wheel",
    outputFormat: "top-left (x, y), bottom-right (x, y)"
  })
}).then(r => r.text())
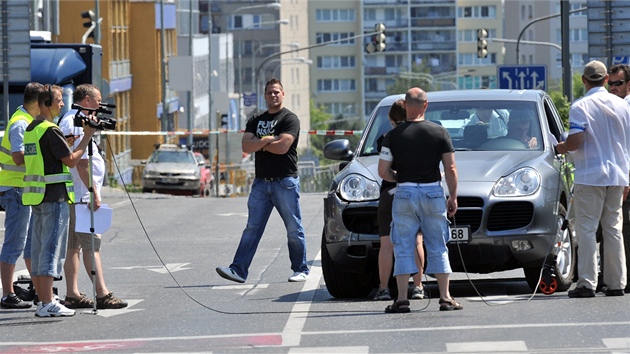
top-left (142, 188), bottom-right (152, 193)
top-left (320, 230), bottom-right (377, 298)
top-left (524, 204), bottom-right (575, 292)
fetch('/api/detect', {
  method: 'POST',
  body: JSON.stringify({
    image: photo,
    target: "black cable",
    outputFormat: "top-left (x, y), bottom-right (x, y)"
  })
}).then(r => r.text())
top-left (103, 136), bottom-right (380, 315)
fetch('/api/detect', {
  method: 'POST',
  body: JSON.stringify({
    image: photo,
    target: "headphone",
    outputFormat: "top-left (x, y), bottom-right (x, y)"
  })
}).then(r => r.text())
top-left (44, 84), bottom-right (52, 107)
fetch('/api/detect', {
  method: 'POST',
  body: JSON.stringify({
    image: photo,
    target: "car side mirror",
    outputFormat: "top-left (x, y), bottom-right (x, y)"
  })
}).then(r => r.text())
top-left (323, 139), bottom-right (353, 161)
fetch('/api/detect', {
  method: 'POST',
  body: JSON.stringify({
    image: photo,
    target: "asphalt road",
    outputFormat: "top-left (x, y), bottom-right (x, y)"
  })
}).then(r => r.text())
top-left (0, 188), bottom-right (629, 353)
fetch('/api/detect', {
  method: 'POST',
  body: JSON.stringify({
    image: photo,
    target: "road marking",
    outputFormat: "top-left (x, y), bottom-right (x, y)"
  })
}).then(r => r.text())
top-left (213, 284), bottom-right (269, 290)
top-left (217, 213), bottom-right (248, 217)
top-left (288, 347), bottom-right (368, 353)
top-left (281, 251), bottom-right (322, 347)
top-left (602, 337), bottom-right (630, 350)
top-left (110, 263), bottom-right (192, 274)
top-left (446, 341), bottom-right (528, 352)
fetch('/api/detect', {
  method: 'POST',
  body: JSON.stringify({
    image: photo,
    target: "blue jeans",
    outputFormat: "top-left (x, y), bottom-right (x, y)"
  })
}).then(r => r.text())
top-left (0, 187), bottom-right (32, 264)
top-left (30, 202), bottom-right (69, 277)
top-left (229, 177), bottom-right (309, 280)
top-left (391, 184), bottom-right (452, 276)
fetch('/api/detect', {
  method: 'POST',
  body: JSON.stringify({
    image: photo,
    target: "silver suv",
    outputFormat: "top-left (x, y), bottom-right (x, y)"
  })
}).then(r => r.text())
top-left (322, 90), bottom-right (575, 298)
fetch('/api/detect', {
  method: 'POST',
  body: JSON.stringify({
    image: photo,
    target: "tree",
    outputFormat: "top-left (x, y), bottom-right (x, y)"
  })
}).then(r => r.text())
top-left (300, 100), bottom-right (364, 166)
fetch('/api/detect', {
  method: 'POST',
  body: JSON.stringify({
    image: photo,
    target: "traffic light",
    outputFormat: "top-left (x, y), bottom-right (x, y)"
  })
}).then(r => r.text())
top-left (477, 29), bottom-right (488, 59)
top-left (365, 23), bottom-right (386, 53)
top-left (81, 10), bottom-right (96, 39)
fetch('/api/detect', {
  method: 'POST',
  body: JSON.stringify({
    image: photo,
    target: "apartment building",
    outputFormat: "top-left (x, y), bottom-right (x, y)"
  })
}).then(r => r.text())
top-left (309, 0), bottom-right (503, 119)
top-left (200, 0), bottom-right (310, 150)
top-left (504, 1), bottom-right (588, 87)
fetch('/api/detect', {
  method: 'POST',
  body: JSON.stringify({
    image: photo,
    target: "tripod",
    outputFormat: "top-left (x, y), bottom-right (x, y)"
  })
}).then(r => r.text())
top-left (84, 136), bottom-right (98, 314)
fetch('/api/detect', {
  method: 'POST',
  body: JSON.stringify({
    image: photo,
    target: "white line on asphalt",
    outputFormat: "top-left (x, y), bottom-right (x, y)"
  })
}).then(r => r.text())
top-left (280, 250), bottom-right (322, 347)
top-left (446, 341), bottom-right (528, 352)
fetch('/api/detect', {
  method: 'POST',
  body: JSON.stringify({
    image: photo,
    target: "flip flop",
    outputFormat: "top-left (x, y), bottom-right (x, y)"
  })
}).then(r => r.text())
top-left (385, 300), bottom-right (410, 313)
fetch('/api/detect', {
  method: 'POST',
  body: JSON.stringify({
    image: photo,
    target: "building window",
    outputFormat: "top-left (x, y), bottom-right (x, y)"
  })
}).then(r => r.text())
top-left (316, 32), bottom-right (356, 45)
top-left (458, 29), bottom-right (496, 42)
top-left (317, 79), bottom-right (356, 92)
top-left (458, 5), bottom-right (496, 19)
top-left (317, 56), bottom-right (356, 69)
top-left (316, 8), bottom-right (355, 22)
top-left (458, 53), bottom-right (496, 66)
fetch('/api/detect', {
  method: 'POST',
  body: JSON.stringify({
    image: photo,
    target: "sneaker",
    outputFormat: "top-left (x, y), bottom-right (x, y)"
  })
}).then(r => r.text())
top-left (1, 292), bottom-right (33, 309)
top-left (216, 267), bottom-right (246, 283)
top-left (409, 285), bottom-right (425, 300)
top-left (604, 289), bottom-right (624, 297)
top-left (288, 272), bottom-right (309, 282)
top-left (568, 286), bottom-right (596, 298)
top-left (64, 293), bottom-right (94, 309)
top-left (35, 300), bottom-right (75, 317)
top-left (96, 293), bottom-right (128, 309)
top-left (374, 288), bottom-right (392, 301)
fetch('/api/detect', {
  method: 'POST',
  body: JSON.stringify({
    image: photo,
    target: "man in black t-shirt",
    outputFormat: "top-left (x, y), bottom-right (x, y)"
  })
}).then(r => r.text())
top-left (216, 78), bottom-right (309, 284)
top-left (378, 87), bottom-right (462, 313)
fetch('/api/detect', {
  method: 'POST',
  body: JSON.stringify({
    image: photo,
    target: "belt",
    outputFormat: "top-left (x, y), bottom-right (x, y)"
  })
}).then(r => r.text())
top-left (398, 181), bottom-right (441, 187)
top-left (258, 177), bottom-right (284, 182)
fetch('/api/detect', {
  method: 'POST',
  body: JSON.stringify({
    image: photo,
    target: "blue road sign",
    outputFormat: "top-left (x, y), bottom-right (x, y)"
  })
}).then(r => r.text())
top-left (613, 56), bottom-right (630, 65)
top-left (498, 65), bottom-right (547, 91)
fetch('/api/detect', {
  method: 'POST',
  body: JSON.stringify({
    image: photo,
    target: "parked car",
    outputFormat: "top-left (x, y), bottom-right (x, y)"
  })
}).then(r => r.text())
top-left (141, 144), bottom-right (204, 196)
top-left (322, 89), bottom-right (575, 298)
top-left (194, 152), bottom-right (214, 197)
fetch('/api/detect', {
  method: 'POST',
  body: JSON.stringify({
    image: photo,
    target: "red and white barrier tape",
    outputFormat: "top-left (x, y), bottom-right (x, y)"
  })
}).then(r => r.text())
top-left (97, 129), bottom-right (363, 136)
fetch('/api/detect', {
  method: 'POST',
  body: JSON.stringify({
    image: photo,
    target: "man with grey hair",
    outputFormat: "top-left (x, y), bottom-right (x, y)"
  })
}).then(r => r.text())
top-left (556, 60), bottom-right (630, 297)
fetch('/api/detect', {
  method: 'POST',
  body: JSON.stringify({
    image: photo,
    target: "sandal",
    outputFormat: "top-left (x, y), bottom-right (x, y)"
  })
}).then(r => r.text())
top-left (64, 293), bottom-right (94, 308)
top-left (385, 300), bottom-right (410, 313)
top-left (439, 297), bottom-right (463, 311)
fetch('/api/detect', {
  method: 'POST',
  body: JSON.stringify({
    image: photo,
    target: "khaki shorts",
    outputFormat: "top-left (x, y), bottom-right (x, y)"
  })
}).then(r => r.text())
top-left (68, 204), bottom-right (102, 251)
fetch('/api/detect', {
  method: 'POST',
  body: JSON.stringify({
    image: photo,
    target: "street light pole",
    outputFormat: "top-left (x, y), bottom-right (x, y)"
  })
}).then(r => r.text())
top-left (251, 42), bottom-right (300, 99)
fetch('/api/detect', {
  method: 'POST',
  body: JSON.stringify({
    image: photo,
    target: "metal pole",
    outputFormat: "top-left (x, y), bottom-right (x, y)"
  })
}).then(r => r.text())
top-left (560, 0), bottom-right (572, 102)
top-left (2, 1), bottom-right (8, 127)
top-left (187, 0), bottom-right (194, 147)
top-left (516, 7), bottom-right (586, 65)
top-left (160, 0), bottom-right (168, 143)
top-left (94, 0), bottom-right (100, 45)
top-left (207, 9), bottom-right (214, 196)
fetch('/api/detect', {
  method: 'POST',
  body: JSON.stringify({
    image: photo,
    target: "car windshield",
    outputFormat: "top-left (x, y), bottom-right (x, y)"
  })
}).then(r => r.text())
top-left (149, 151), bottom-right (196, 164)
top-left (361, 100), bottom-right (542, 155)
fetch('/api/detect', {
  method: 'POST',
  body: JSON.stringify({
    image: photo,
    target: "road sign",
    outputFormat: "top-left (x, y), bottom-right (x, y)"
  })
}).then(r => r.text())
top-left (498, 65), bottom-right (547, 91)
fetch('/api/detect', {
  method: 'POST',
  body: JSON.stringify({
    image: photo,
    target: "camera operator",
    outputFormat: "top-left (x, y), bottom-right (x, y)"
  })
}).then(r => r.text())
top-left (58, 84), bottom-right (127, 310)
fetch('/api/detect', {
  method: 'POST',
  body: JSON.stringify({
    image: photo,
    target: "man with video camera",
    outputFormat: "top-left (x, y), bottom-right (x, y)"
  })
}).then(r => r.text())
top-left (58, 84), bottom-right (127, 310)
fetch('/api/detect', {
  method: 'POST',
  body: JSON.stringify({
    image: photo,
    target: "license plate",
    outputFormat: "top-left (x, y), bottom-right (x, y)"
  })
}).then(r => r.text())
top-left (161, 177), bottom-right (178, 184)
top-left (448, 226), bottom-right (470, 243)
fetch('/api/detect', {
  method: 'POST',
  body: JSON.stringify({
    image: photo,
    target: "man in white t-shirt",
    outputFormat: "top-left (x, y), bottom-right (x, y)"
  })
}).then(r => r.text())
top-left (556, 61), bottom-right (630, 298)
top-left (58, 84), bottom-right (127, 309)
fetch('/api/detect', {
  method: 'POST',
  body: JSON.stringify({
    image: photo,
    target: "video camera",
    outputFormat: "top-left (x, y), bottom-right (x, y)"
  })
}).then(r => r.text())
top-left (71, 102), bottom-right (117, 130)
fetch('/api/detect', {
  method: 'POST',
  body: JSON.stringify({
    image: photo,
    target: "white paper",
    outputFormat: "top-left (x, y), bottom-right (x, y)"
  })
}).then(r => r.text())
top-left (74, 204), bottom-right (113, 234)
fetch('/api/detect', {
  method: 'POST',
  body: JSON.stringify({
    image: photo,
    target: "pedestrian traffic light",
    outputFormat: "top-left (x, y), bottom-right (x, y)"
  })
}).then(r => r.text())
top-left (365, 23), bottom-right (386, 53)
top-left (81, 10), bottom-right (97, 39)
top-left (477, 29), bottom-right (488, 59)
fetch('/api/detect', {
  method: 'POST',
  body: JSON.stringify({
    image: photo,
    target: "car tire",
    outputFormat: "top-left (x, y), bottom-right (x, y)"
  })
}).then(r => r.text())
top-left (321, 230), bottom-right (377, 298)
top-left (142, 188), bottom-right (152, 193)
top-left (524, 204), bottom-right (575, 292)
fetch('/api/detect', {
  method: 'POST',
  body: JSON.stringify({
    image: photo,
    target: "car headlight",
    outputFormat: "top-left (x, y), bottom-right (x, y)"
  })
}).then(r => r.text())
top-left (143, 170), bottom-right (159, 177)
top-left (338, 174), bottom-right (380, 201)
top-left (493, 167), bottom-right (541, 197)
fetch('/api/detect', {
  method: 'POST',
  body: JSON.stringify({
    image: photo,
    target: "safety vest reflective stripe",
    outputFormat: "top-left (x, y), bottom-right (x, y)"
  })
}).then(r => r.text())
top-left (0, 145), bottom-right (10, 155)
top-left (0, 163), bottom-right (26, 172)
top-left (23, 173), bottom-right (72, 183)
top-left (23, 185), bottom-right (75, 194)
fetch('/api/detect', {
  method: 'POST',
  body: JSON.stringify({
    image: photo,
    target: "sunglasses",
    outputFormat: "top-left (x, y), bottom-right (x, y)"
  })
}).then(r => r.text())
top-left (608, 80), bottom-right (627, 87)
